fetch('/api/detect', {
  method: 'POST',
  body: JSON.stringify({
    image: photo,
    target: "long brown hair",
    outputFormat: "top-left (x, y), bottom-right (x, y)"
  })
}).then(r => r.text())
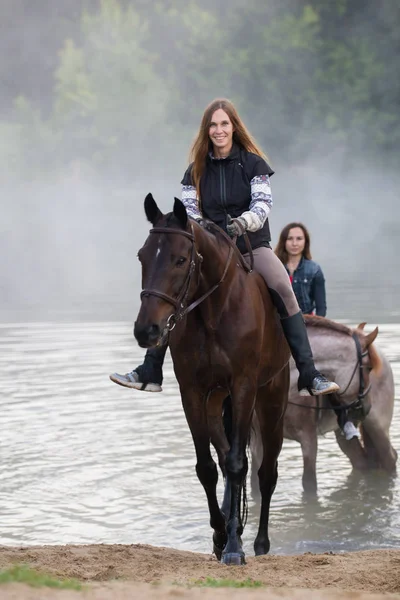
top-left (189, 98), bottom-right (269, 200)
top-left (275, 222), bottom-right (312, 265)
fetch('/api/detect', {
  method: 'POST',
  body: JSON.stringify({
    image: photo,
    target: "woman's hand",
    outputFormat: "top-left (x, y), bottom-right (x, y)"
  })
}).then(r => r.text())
top-left (226, 215), bottom-right (247, 238)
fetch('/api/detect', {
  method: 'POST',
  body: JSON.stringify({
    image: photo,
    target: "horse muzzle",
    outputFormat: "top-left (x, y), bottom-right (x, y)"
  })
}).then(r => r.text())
top-left (133, 322), bottom-right (162, 348)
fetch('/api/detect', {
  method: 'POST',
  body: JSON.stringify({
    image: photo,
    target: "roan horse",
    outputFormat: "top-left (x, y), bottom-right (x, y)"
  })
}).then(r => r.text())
top-left (134, 194), bottom-right (290, 564)
top-left (251, 317), bottom-right (398, 495)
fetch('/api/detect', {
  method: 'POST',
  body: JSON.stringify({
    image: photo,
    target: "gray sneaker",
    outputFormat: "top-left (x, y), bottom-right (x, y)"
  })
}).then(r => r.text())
top-left (109, 370), bottom-right (162, 392)
top-left (299, 374), bottom-right (340, 397)
top-left (343, 421), bottom-right (360, 441)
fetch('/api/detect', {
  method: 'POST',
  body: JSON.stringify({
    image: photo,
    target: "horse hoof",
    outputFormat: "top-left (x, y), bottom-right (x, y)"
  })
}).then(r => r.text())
top-left (213, 532), bottom-right (227, 561)
top-left (254, 543), bottom-right (270, 556)
top-left (221, 552), bottom-right (246, 566)
top-left (213, 543), bottom-right (223, 561)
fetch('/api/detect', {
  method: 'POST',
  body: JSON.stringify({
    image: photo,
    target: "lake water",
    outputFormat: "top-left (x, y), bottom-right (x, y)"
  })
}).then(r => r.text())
top-left (0, 320), bottom-right (399, 556)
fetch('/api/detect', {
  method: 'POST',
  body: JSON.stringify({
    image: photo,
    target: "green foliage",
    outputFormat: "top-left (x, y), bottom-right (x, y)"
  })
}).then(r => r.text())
top-left (218, 4), bottom-right (323, 155)
top-left (193, 577), bottom-right (263, 588)
top-left (53, 0), bottom-right (170, 174)
top-left (0, 0), bottom-right (398, 181)
top-left (0, 565), bottom-right (82, 590)
top-left (54, 39), bottom-right (97, 121)
top-left (0, 96), bottom-right (59, 180)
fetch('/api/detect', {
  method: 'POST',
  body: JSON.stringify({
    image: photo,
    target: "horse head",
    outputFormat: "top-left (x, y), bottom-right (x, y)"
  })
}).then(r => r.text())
top-left (134, 193), bottom-right (197, 348)
top-left (341, 323), bottom-right (382, 421)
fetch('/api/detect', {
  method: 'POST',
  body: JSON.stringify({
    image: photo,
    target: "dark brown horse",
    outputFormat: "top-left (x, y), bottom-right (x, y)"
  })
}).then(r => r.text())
top-left (134, 194), bottom-right (290, 564)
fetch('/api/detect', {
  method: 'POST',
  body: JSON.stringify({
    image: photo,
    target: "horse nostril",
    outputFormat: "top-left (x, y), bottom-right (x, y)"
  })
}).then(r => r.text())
top-left (133, 322), bottom-right (160, 344)
top-left (149, 324), bottom-right (160, 337)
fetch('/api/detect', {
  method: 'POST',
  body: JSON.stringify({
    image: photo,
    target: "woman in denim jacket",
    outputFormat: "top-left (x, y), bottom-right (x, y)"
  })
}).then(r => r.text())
top-left (275, 223), bottom-right (326, 317)
top-left (275, 222), bottom-right (360, 440)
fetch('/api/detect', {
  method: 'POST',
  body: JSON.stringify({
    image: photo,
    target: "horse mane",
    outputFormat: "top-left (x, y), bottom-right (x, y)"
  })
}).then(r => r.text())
top-left (192, 218), bottom-right (253, 274)
top-left (304, 315), bottom-right (353, 336)
top-left (305, 315), bottom-right (383, 376)
top-left (165, 212), bottom-right (186, 227)
top-left (368, 342), bottom-right (383, 377)
top-left (198, 219), bottom-right (218, 236)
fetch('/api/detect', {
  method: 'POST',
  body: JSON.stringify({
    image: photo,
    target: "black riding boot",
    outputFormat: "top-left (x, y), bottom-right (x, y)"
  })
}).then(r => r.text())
top-left (135, 344), bottom-right (168, 385)
top-left (280, 311), bottom-right (339, 395)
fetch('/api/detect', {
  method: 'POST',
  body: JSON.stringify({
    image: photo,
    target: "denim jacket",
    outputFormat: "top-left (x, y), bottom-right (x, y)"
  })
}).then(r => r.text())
top-left (286, 257), bottom-right (327, 317)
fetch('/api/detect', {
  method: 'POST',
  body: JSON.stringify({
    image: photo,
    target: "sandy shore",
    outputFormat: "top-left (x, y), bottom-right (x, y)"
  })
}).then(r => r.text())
top-left (0, 544), bottom-right (399, 599)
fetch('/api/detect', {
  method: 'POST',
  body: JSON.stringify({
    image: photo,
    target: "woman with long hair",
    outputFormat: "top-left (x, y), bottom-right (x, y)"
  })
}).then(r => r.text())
top-left (275, 222), bottom-right (360, 440)
top-left (110, 98), bottom-right (339, 398)
top-left (275, 222), bottom-right (326, 317)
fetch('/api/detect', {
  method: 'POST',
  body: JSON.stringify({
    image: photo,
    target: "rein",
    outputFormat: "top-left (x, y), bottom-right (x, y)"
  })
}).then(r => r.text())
top-left (140, 221), bottom-right (241, 337)
top-left (288, 332), bottom-right (371, 412)
top-left (226, 217), bottom-right (254, 272)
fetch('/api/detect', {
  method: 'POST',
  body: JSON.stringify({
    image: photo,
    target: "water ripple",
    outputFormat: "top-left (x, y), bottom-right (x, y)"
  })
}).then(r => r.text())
top-left (0, 321), bottom-right (399, 554)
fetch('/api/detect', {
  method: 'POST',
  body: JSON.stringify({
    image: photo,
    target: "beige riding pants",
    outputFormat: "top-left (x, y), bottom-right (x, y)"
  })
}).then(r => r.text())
top-left (243, 246), bottom-right (300, 318)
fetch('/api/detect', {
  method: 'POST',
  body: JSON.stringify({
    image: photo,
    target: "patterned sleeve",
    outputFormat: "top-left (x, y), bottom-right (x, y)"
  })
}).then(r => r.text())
top-left (240, 174), bottom-right (273, 232)
top-left (181, 184), bottom-right (202, 220)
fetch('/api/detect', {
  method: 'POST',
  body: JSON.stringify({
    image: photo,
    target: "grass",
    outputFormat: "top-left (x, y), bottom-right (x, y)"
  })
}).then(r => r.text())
top-left (193, 577), bottom-right (263, 588)
top-left (0, 565), bottom-right (83, 590)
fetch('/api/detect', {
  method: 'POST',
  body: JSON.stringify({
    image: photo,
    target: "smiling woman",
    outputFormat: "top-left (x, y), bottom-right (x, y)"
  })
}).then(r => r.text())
top-left (209, 109), bottom-right (234, 158)
top-left (274, 222), bottom-right (362, 441)
top-left (275, 222), bottom-right (327, 318)
top-left (110, 98), bottom-right (339, 399)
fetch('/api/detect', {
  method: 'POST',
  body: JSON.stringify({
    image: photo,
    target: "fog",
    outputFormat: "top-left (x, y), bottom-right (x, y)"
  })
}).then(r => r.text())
top-left (1, 0), bottom-right (399, 323)
top-left (1, 1), bottom-right (399, 560)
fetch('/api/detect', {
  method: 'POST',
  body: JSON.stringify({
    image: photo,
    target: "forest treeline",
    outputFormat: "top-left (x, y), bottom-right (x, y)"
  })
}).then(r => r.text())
top-left (1, 0), bottom-right (399, 182)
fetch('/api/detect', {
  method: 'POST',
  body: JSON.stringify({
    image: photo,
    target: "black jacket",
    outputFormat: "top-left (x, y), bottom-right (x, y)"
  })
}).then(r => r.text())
top-left (181, 143), bottom-right (274, 255)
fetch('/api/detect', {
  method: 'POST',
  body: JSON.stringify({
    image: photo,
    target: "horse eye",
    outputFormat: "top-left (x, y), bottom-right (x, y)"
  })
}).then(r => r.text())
top-left (176, 256), bottom-right (187, 267)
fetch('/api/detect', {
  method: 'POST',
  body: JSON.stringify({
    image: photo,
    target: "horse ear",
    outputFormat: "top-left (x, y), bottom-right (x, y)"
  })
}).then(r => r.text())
top-left (364, 326), bottom-right (379, 347)
top-left (357, 322), bottom-right (367, 330)
top-left (173, 197), bottom-right (188, 229)
top-left (144, 193), bottom-right (163, 225)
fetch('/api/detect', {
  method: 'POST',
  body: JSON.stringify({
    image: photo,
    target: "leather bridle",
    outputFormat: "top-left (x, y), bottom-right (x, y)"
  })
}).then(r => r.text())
top-left (140, 222), bottom-right (235, 338)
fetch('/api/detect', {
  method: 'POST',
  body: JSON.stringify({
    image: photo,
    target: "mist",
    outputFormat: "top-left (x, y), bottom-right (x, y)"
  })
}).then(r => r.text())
top-left (1, 0), bottom-right (399, 323)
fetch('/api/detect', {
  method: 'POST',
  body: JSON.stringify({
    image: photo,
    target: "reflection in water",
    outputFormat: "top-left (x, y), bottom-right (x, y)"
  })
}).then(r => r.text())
top-left (250, 468), bottom-right (398, 554)
top-left (0, 322), bottom-right (399, 554)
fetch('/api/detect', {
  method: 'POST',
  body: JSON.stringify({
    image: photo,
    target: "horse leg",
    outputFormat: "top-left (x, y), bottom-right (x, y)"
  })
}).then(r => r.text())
top-left (249, 411), bottom-right (262, 499)
top-left (253, 370), bottom-right (288, 556)
top-left (208, 391), bottom-right (230, 478)
top-left (182, 390), bottom-right (227, 558)
top-left (300, 431), bottom-right (318, 496)
top-left (210, 392), bottom-right (261, 558)
top-left (221, 379), bottom-right (256, 566)
top-left (334, 428), bottom-right (369, 470)
top-left (208, 392), bottom-right (231, 556)
top-left (360, 419), bottom-right (398, 473)
top-left (219, 396), bottom-right (232, 519)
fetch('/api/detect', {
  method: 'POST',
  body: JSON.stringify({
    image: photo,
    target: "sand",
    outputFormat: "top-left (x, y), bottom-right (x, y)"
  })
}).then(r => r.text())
top-left (0, 544), bottom-right (400, 599)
